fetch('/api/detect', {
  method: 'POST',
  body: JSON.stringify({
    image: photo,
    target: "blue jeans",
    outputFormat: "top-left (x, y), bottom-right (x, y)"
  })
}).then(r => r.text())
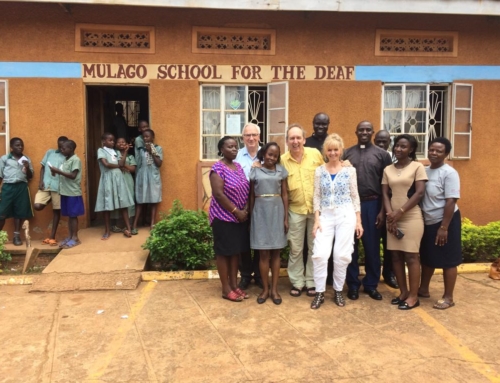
top-left (346, 199), bottom-right (381, 291)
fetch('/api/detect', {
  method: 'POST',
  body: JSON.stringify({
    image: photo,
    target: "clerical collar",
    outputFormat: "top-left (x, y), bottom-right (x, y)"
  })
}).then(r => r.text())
top-left (358, 142), bottom-right (372, 149)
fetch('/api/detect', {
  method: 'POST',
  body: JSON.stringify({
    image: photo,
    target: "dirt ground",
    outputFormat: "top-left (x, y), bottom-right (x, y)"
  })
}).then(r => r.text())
top-left (0, 273), bottom-right (499, 383)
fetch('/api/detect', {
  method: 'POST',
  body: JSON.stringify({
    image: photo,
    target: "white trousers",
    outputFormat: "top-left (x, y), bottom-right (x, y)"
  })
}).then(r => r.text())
top-left (312, 207), bottom-right (356, 292)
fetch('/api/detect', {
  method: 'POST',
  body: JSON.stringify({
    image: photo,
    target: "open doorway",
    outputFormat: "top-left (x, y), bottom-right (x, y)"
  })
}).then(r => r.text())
top-left (85, 85), bottom-right (149, 225)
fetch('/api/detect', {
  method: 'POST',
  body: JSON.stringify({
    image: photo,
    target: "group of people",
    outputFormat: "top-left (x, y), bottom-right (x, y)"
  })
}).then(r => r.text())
top-left (0, 106), bottom-right (163, 249)
top-left (96, 120), bottom-right (163, 240)
top-left (209, 115), bottom-right (462, 311)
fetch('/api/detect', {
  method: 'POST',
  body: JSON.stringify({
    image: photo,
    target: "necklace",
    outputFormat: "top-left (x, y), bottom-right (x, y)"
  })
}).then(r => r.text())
top-left (395, 161), bottom-right (411, 176)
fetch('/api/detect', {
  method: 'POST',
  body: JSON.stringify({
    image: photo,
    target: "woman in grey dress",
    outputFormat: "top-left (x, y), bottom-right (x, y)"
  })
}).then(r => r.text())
top-left (249, 142), bottom-right (288, 305)
top-left (95, 133), bottom-right (134, 239)
top-left (132, 129), bottom-right (163, 233)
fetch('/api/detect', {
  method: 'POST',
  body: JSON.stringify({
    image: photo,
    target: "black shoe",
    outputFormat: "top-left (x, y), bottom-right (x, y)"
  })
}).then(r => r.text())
top-left (347, 289), bottom-right (359, 300)
top-left (391, 297), bottom-right (404, 305)
top-left (13, 236), bottom-right (22, 246)
top-left (398, 300), bottom-right (420, 310)
top-left (384, 276), bottom-right (399, 289)
top-left (254, 277), bottom-right (264, 289)
top-left (364, 289), bottom-right (383, 300)
top-left (238, 278), bottom-right (251, 290)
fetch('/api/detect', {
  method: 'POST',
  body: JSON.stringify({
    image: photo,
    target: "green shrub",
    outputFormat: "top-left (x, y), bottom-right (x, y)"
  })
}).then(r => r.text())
top-left (143, 200), bottom-right (214, 270)
top-left (462, 218), bottom-right (500, 262)
top-left (0, 231), bottom-right (11, 267)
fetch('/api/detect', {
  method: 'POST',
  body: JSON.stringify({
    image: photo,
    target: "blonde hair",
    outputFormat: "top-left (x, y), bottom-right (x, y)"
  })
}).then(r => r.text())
top-left (322, 133), bottom-right (344, 157)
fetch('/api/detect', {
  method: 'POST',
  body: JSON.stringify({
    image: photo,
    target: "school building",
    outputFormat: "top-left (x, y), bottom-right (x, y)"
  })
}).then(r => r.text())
top-left (1, 0), bottom-right (499, 239)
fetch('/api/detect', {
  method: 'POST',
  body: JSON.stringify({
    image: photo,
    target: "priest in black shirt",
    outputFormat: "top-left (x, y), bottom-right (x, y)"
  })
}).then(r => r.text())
top-left (343, 121), bottom-right (393, 301)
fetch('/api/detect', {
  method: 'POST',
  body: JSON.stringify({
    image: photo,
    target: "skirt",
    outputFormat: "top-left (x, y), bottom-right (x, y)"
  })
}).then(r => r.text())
top-left (212, 218), bottom-right (250, 256)
top-left (420, 210), bottom-right (462, 269)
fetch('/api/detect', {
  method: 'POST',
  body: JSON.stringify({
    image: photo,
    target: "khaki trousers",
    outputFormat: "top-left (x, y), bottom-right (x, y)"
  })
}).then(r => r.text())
top-left (287, 210), bottom-right (315, 289)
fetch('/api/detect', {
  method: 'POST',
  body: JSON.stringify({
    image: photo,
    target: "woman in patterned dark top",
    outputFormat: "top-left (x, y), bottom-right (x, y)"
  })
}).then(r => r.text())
top-left (209, 137), bottom-right (250, 302)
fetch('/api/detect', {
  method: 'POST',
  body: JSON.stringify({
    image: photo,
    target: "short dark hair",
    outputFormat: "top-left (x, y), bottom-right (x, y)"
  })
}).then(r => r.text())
top-left (10, 137), bottom-right (23, 147)
top-left (429, 137), bottom-right (452, 154)
top-left (217, 136), bottom-right (236, 156)
top-left (257, 142), bottom-right (281, 163)
top-left (64, 140), bottom-right (77, 151)
top-left (393, 134), bottom-right (418, 161)
top-left (101, 132), bottom-right (114, 141)
top-left (142, 128), bottom-right (155, 138)
top-left (58, 136), bottom-right (69, 143)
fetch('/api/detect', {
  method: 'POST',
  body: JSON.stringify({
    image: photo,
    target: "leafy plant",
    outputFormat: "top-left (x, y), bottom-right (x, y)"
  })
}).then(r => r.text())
top-left (143, 200), bottom-right (214, 270)
top-left (462, 218), bottom-right (500, 262)
top-left (0, 231), bottom-right (11, 267)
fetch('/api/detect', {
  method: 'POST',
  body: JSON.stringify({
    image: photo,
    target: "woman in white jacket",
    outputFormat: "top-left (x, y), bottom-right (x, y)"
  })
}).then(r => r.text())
top-left (311, 134), bottom-right (363, 309)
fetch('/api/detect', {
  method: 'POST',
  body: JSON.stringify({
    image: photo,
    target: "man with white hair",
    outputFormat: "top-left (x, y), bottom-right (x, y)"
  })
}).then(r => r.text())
top-left (236, 123), bottom-right (263, 289)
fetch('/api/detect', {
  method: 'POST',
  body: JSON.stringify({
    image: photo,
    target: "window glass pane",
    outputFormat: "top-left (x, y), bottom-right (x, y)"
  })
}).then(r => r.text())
top-left (269, 83), bottom-right (286, 109)
top-left (384, 86), bottom-right (402, 109)
top-left (202, 86), bottom-right (221, 109)
top-left (0, 109), bottom-right (5, 134)
top-left (0, 135), bottom-right (6, 157)
top-left (454, 110), bottom-right (471, 133)
top-left (202, 136), bottom-right (219, 160)
top-left (268, 109), bottom-right (286, 134)
top-left (225, 86), bottom-right (245, 110)
top-left (202, 111), bottom-right (221, 134)
top-left (268, 134), bottom-right (286, 155)
top-left (224, 111), bottom-right (245, 135)
top-left (384, 110), bottom-right (401, 134)
top-left (453, 134), bottom-right (470, 158)
top-left (405, 86), bottom-right (427, 109)
top-left (413, 134), bottom-right (426, 158)
top-left (0, 82), bottom-right (5, 107)
top-left (455, 85), bottom-right (472, 109)
top-left (404, 110), bottom-right (426, 134)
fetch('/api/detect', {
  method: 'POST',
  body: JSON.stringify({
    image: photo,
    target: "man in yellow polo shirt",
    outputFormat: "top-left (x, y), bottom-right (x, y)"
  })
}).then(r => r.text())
top-left (281, 124), bottom-right (324, 297)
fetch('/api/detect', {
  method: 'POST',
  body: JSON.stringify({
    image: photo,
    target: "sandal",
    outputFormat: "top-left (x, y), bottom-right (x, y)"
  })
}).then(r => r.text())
top-left (101, 233), bottom-right (110, 241)
top-left (222, 290), bottom-right (243, 302)
top-left (289, 286), bottom-right (302, 297)
top-left (130, 228), bottom-right (139, 235)
top-left (235, 288), bottom-right (249, 299)
top-left (59, 238), bottom-right (70, 248)
top-left (123, 229), bottom-right (132, 238)
top-left (310, 292), bottom-right (325, 310)
top-left (111, 225), bottom-right (123, 233)
top-left (48, 239), bottom-right (58, 246)
top-left (333, 290), bottom-right (345, 307)
top-left (61, 239), bottom-right (81, 249)
top-left (433, 299), bottom-right (455, 310)
top-left (306, 287), bottom-right (316, 297)
top-left (41, 238), bottom-right (52, 245)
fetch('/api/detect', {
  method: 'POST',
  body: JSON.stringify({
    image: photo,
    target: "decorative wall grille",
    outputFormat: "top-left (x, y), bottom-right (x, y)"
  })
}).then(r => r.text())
top-left (375, 30), bottom-right (458, 57)
top-left (192, 27), bottom-right (276, 55)
top-left (75, 24), bottom-right (155, 54)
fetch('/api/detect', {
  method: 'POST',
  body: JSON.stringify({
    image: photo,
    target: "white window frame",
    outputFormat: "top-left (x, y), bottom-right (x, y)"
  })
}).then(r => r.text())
top-left (267, 81), bottom-right (289, 152)
top-left (381, 82), bottom-right (472, 159)
top-left (200, 84), bottom-right (248, 161)
top-left (451, 83), bottom-right (473, 159)
top-left (0, 80), bottom-right (9, 155)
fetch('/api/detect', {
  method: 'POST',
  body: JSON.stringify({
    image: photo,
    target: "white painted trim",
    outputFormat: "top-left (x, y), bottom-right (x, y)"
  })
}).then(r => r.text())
top-left (10, 0), bottom-right (500, 16)
top-left (0, 80), bottom-right (9, 155)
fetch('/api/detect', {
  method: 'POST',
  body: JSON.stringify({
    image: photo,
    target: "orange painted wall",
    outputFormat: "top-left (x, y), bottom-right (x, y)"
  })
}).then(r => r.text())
top-left (1, 3), bottom-right (500, 228)
top-left (5, 78), bottom-right (86, 238)
top-left (1, 3), bottom-right (500, 66)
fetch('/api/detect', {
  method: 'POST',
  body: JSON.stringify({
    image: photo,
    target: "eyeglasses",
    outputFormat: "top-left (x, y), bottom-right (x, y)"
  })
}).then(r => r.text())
top-left (243, 134), bottom-right (259, 138)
